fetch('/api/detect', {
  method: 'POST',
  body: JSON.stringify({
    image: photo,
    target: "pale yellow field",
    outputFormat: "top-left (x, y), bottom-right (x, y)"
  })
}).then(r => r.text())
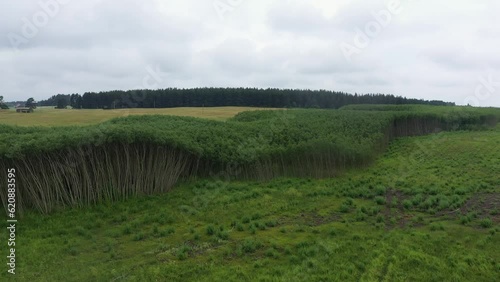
top-left (0, 107), bottom-right (274, 127)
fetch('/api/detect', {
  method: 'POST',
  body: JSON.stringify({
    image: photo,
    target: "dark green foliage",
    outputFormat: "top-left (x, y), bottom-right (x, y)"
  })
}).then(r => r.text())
top-left (133, 232), bottom-right (146, 241)
top-left (430, 223), bottom-right (445, 231)
top-left (265, 248), bottom-right (279, 258)
top-left (56, 97), bottom-right (69, 109)
top-left (403, 200), bottom-right (413, 210)
top-left (355, 210), bottom-right (366, 221)
top-left (339, 198), bottom-right (355, 213)
top-left (480, 218), bottom-right (493, 228)
top-left (374, 196), bottom-right (386, 205)
top-left (240, 238), bottom-right (262, 254)
top-left (216, 230), bottom-right (230, 240)
top-left (176, 245), bottom-right (191, 260)
top-left (38, 88), bottom-right (452, 109)
top-left (251, 213), bottom-right (263, 221)
top-left (122, 225), bottom-right (132, 235)
top-left (265, 219), bottom-right (278, 227)
top-left (248, 225), bottom-right (257, 235)
top-left (460, 216), bottom-right (471, 225)
top-left (158, 227), bottom-right (175, 237)
top-left (25, 97), bottom-right (37, 109)
top-left (206, 225), bottom-right (216, 236)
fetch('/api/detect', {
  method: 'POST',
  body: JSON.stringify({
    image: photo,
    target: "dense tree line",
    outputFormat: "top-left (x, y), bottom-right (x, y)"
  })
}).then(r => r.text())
top-left (39, 94), bottom-right (83, 109)
top-left (38, 88), bottom-right (454, 109)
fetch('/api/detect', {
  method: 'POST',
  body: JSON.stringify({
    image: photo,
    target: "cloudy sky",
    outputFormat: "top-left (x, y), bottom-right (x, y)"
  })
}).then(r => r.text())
top-left (1, 0), bottom-right (499, 106)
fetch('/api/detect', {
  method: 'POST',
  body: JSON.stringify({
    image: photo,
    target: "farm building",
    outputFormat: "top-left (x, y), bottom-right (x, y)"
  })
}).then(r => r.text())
top-left (16, 107), bottom-right (34, 113)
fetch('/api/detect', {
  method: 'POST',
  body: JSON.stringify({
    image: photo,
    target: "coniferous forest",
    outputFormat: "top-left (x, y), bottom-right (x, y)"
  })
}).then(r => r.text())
top-left (38, 88), bottom-right (454, 109)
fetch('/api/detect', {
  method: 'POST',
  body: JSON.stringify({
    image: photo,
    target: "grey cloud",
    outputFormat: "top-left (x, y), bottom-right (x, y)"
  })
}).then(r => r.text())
top-left (422, 49), bottom-right (500, 70)
top-left (0, 0), bottom-right (499, 107)
top-left (267, 2), bottom-right (332, 35)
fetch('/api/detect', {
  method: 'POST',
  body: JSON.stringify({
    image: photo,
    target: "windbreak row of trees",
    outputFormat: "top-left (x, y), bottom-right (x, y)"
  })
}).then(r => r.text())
top-left (38, 88), bottom-right (454, 109)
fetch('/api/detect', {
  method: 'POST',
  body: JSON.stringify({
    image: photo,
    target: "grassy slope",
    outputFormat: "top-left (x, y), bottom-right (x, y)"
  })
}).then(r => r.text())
top-left (2, 125), bottom-right (498, 281)
top-left (0, 107), bottom-right (274, 126)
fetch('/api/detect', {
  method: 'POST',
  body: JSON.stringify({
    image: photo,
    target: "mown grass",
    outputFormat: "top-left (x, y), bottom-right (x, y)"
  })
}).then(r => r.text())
top-left (0, 106), bottom-right (275, 126)
top-left (1, 124), bottom-right (498, 281)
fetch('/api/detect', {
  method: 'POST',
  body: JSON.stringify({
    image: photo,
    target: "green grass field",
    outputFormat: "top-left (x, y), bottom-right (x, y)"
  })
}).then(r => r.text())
top-left (1, 122), bottom-right (498, 280)
top-left (0, 107), bottom-right (274, 126)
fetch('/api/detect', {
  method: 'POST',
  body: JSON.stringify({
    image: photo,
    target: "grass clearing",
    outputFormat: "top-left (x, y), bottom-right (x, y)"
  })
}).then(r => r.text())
top-left (0, 106), bottom-right (275, 126)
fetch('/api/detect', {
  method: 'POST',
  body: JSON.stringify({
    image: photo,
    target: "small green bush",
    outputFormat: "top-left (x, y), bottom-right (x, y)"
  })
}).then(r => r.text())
top-left (374, 196), bottom-right (386, 205)
top-left (403, 200), bottom-right (412, 210)
top-left (133, 232), bottom-right (145, 241)
top-left (216, 231), bottom-right (229, 240)
top-left (339, 204), bottom-right (351, 213)
top-left (176, 245), bottom-right (191, 260)
top-left (206, 225), bottom-right (216, 236)
top-left (122, 225), bottom-right (132, 235)
top-left (265, 219), bottom-right (278, 227)
top-left (240, 239), bottom-right (262, 254)
top-left (480, 218), bottom-right (493, 228)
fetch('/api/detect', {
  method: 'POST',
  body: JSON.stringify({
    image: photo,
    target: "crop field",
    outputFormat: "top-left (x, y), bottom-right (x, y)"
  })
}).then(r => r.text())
top-left (0, 105), bottom-right (499, 281)
top-left (0, 106), bottom-right (273, 126)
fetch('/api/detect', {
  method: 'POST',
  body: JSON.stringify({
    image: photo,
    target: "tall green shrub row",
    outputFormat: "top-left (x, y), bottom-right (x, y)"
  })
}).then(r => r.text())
top-left (1, 106), bottom-right (498, 214)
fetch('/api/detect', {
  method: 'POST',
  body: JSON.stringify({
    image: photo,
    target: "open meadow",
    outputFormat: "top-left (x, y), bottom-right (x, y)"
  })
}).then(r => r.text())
top-left (0, 105), bottom-right (499, 281)
top-left (0, 106), bottom-right (274, 126)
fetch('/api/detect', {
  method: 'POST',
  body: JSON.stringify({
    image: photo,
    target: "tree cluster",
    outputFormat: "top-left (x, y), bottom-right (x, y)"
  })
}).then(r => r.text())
top-left (0, 96), bottom-right (8, 109)
top-left (25, 97), bottom-right (37, 109)
top-left (38, 94), bottom-right (82, 109)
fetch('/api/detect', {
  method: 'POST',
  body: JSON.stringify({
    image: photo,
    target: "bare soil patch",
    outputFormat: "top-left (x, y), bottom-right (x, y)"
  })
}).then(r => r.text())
top-left (384, 188), bottom-right (412, 229)
top-left (460, 193), bottom-right (500, 223)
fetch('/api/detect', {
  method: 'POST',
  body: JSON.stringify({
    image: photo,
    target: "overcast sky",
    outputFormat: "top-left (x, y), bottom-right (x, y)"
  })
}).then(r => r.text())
top-left (1, 0), bottom-right (499, 106)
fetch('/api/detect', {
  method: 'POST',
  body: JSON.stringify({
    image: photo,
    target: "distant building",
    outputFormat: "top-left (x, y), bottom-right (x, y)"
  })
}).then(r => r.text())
top-left (16, 107), bottom-right (33, 113)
